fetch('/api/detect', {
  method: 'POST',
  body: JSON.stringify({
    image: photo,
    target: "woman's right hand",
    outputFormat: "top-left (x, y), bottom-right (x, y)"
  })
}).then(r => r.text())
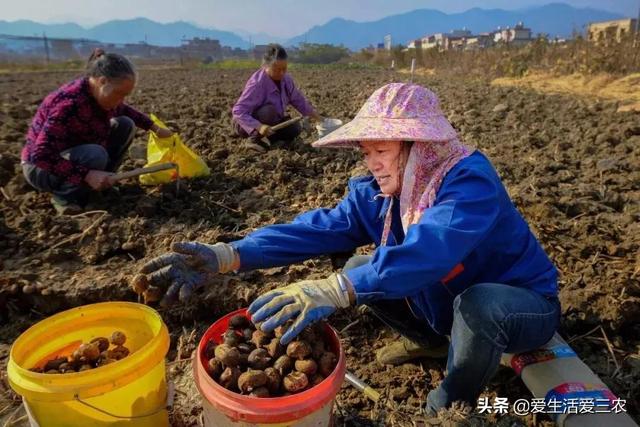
top-left (136, 242), bottom-right (239, 306)
top-left (84, 170), bottom-right (115, 190)
top-left (151, 123), bottom-right (174, 138)
top-left (258, 124), bottom-right (274, 137)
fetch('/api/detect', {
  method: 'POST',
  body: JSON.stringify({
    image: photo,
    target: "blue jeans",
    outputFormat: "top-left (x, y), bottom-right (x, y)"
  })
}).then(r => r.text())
top-left (343, 255), bottom-right (561, 413)
top-left (344, 255), bottom-right (449, 347)
top-left (22, 116), bottom-right (135, 206)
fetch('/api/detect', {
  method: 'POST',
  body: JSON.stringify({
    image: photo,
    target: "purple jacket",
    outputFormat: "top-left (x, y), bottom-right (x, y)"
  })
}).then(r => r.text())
top-left (22, 77), bottom-right (153, 185)
top-left (232, 68), bottom-right (315, 134)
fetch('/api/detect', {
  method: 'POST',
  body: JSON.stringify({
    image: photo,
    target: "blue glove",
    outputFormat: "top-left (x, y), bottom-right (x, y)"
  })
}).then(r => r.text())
top-left (139, 241), bottom-right (236, 306)
top-left (248, 274), bottom-right (352, 344)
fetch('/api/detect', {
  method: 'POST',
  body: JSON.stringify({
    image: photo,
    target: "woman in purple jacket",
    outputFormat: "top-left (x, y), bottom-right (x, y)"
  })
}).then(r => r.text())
top-left (21, 49), bottom-right (172, 214)
top-left (232, 44), bottom-right (321, 151)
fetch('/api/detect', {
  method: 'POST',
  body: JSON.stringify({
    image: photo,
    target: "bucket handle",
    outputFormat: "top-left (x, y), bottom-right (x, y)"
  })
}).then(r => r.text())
top-left (73, 381), bottom-right (175, 420)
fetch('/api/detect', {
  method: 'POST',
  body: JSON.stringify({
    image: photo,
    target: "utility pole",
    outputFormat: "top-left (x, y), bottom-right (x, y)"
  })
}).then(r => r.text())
top-left (632, 0), bottom-right (640, 64)
top-left (635, 1), bottom-right (640, 48)
top-left (43, 32), bottom-right (50, 64)
top-left (584, 23), bottom-right (590, 72)
top-left (144, 34), bottom-right (151, 58)
top-left (180, 35), bottom-right (186, 66)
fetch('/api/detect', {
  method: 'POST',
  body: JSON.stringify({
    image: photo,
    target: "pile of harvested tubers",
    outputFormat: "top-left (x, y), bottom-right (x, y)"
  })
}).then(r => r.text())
top-left (204, 314), bottom-right (338, 398)
top-left (30, 331), bottom-right (131, 374)
top-left (131, 274), bottom-right (163, 304)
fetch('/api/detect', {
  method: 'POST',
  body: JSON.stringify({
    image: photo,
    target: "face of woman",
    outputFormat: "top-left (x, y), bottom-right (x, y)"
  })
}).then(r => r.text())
top-left (90, 76), bottom-right (135, 110)
top-left (266, 59), bottom-right (288, 82)
top-left (359, 140), bottom-right (404, 196)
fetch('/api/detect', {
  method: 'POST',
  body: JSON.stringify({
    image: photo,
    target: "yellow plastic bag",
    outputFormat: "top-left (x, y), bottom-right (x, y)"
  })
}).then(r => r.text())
top-left (139, 115), bottom-right (210, 185)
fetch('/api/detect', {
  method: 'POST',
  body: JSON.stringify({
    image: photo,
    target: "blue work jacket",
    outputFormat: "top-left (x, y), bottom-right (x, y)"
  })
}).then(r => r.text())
top-left (231, 151), bottom-right (558, 334)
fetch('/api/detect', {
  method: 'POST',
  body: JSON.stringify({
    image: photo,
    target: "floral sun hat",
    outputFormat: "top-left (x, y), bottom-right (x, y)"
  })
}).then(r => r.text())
top-left (312, 83), bottom-right (458, 148)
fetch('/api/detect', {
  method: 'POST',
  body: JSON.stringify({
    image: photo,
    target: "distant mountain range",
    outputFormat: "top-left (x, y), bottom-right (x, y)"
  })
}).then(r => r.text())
top-left (288, 3), bottom-right (624, 49)
top-left (0, 18), bottom-right (249, 48)
top-left (0, 3), bottom-right (626, 50)
top-left (231, 29), bottom-right (288, 46)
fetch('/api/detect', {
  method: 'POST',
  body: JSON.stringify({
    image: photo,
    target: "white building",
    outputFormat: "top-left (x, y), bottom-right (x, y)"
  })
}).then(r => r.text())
top-left (421, 33), bottom-right (447, 50)
top-left (495, 22), bottom-right (533, 46)
top-left (384, 35), bottom-right (392, 50)
top-left (407, 39), bottom-right (422, 49)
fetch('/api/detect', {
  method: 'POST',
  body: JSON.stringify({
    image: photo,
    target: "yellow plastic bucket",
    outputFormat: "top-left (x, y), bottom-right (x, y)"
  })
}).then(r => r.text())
top-left (7, 302), bottom-right (170, 426)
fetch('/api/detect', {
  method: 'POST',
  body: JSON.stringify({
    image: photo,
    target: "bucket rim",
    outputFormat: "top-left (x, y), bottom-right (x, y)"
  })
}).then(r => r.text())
top-left (316, 118), bottom-right (343, 130)
top-left (8, 302), bottom-right (170, 402)
top-left (193, 308), bottom-right (346, 423)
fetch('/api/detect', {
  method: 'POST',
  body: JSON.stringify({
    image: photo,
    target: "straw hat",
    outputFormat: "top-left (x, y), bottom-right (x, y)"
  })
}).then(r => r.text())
top-left (312, 83), bottom-right (457, 148)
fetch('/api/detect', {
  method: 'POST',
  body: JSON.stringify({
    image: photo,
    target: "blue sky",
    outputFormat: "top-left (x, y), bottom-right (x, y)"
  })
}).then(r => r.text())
top-left (0, 0), bottom-right (636, 37)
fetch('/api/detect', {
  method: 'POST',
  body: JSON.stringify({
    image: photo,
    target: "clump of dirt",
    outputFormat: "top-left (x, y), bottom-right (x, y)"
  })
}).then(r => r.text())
top-left (1, 67), bottom-right (638, 426)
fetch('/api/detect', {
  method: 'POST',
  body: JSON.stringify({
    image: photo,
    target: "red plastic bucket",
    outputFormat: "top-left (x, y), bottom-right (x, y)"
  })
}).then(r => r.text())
top-left (193, 308), bottom-right (346, 426)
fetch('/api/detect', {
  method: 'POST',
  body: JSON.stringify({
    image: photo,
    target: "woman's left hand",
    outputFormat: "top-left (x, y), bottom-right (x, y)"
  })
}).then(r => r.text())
top-left (248, 274), bottom-right (352, 344)
top-left (152, 125), bottom-right (173, 138)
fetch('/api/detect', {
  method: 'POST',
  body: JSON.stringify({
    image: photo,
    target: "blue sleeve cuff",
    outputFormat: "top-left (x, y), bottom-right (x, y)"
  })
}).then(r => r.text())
top-left (230, 237), bottom-right (264, 272)
top-left (344, 262), bottom-right (385, 305)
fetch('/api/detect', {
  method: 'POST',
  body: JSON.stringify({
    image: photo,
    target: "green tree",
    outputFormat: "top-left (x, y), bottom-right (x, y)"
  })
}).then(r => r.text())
top-left (294, 43), bottom-right (350, 64)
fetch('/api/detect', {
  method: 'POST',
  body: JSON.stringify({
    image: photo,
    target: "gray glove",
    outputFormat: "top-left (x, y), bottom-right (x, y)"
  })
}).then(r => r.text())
top-left (139, 241), bottom-right (236, 306)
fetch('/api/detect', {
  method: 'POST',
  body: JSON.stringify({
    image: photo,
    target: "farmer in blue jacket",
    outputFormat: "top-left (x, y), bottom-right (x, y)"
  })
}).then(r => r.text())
top-left (139, 83), bottom-right (560, 413)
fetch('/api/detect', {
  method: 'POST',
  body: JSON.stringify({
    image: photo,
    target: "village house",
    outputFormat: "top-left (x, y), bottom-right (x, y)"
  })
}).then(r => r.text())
top-left (412, 24), bottom-right (533, 52)
top-left (407, 39), bottom-right (422, 50)
top-left (493, 22), bottom-right (533, 46)
top-left (588, 18), bottom-right (638, 44)
top-left (181, 37), bottom-right (223, 62)
top-left (421, 33), bottom-right (446, 50)
top-left (465, 33), bottom-right (494, 50)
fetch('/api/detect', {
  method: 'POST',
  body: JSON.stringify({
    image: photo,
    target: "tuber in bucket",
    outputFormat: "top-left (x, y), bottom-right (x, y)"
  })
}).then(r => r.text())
top-left (193, 308), bottom-right (346, 426)
top-left (8, 302), bottom-right (170, 426)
